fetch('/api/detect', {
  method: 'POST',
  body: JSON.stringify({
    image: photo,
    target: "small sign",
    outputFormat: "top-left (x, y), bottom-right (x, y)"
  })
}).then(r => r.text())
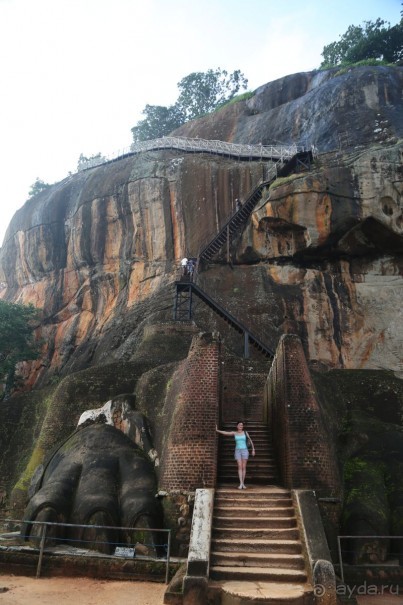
top-left (114, 547), bottom-right (135, 558)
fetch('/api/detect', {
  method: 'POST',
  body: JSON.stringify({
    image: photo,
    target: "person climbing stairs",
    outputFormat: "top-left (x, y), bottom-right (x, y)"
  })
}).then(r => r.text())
top-left (211, 425), bottom-right (314, 604)
top-left (216, 421), bottom-right (277, 485)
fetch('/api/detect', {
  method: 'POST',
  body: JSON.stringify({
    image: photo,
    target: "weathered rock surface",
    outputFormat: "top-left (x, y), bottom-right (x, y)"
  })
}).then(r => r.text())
top-left (0, 66), bottom-right (402, 533)
top-left (173, 66), bottom-right (403, 152)
top-left (0, 152), bottom-right (267, 386)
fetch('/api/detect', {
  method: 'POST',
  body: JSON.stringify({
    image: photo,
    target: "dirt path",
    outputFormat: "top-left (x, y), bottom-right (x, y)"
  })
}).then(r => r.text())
top-left (0, 574), bottom-right (166, 605)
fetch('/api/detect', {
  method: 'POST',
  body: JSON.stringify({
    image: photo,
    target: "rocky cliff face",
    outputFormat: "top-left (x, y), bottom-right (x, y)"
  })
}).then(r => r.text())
top-left (173, 66), bottom-right (403, 151)
top-left (0, 67), bottom-right (403, 548)
top-left (0, 66), bottom-right (402, 515)
top-left (0, 153), bottom-right (267, 386)
top-left (0, 66), bottom-right (402, 388)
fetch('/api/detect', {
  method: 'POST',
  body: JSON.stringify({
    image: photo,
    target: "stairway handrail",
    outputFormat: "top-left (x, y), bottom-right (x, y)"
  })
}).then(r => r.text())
top-left (197, 150), bottom-right (313, 264)
top-left (78, 137), bottom-right (306, 171)
top-left (197, 162), bottom-right (280, 261)
top-left (176, 282), bottom-right (274, 357)
top-left (197, 176), bottom-right (272, 261)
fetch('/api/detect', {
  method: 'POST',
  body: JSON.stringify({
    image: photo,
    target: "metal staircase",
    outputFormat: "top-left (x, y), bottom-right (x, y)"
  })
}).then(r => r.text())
top-left (173, 282), bottom-right (274, 358)
top-left (199, 150), bottom-right (312, 263)
top-left (173, 148), bottom-right (313, 358)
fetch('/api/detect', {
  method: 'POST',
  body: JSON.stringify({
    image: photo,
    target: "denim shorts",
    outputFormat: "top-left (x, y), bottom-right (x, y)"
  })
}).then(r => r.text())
top-left (234, 448), bottom-right (249, 461)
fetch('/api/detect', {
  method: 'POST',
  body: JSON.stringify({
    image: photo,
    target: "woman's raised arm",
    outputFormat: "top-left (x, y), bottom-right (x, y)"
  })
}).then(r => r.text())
top-left (216, 425), bottom-right (235, 436)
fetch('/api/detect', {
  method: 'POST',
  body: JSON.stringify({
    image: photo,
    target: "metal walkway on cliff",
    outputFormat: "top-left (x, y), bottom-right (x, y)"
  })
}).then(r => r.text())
top-left (77, 136), bottom-right (307, 171)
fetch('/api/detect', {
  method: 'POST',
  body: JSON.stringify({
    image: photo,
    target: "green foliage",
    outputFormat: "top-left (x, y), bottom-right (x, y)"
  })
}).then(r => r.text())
top-left (131, 104), bottom-right (185, 142)
top-left (77, 152), bottom-right (107, 171)
top-left (334, 59), bottom-right (394, 76)
top-left (176, 68), bottom-right (248, 121)
top-left (215, 90), bottom-right (255, 111)
top-left (0, 301), bottom-right (41, 400)
top-left (320, 17), bottom-right (403, 68)
top-left (131, 67), bottom-right (248, 142)
top-left (28, 178), bottom-right (51, 198)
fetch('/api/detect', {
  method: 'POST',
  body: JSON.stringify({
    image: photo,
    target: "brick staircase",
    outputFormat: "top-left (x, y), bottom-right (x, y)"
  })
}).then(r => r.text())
top-left (211, 423), bottom-right (314, 604)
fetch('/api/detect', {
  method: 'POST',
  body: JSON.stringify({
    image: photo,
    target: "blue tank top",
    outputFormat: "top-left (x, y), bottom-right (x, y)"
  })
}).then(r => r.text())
top-left (234, 432), bottom-right (247, 449)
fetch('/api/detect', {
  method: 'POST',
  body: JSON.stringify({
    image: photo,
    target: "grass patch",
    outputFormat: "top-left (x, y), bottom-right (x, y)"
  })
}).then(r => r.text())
top-left (214, 91), bottom-right (255, 112)
top-left (320, 59), bottom-right (395, 76)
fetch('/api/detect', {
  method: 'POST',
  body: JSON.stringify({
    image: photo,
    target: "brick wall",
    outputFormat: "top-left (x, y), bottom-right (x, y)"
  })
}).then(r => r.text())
top-left (159, 332), bottom-right (220, 492)
top-left (266, 334), bottom-right (339, 494)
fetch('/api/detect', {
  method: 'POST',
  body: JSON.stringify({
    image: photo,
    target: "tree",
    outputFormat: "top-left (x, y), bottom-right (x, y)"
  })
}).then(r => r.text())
top-left (0, 301), bottom-right (40, 400)
top-left (131, 104), bottom-right (185, 142)
top-left (320, 17), bottom-right (403, 68)
top-left (176, 68), bottom-right (248, 121)
top-left (77, 152), bottom-right (107, 171)
top-left (28, 178), bottom-right (51, 198)
top-left (131, 67), bottom-right (248, 142)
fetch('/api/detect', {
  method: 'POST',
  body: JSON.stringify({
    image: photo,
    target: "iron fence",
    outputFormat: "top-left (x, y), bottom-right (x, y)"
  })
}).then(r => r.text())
top-left (337, 535), bottom-right (403, 584)
top-left (0, 518), bottom-right (171, 583)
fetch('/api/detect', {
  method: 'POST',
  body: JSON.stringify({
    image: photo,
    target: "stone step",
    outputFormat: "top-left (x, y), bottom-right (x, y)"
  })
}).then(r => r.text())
top-left (217, 477), bottom-right (278, 485)
top-left (219, 457), bottom-right (275, 464)
top-left (219, 439), bottom-right (274, 453)
top-left (219, 436), bottom-right (272, 444)
top-left (211, 538), bottom-right (303, 554)
top-left (214, 505), bottom-right (295, 518)
top-left (220, 424), bottom-right (270, 430)
top-left (210, 565), bottom-right (308, 582)
top-left (219, 454), bottom-right (273, 459)
top-left (219, 449), bottom-right (274, 455)
top-left (215, 488), bottom-right (290, 499)
top-left (210, 551), bottom-right (306, 569)
top-left (219, 447), bottom-right (274, 455)
top-left (219, 455), bottom-right (275, 462)
top-left (214, 515), bottom-right (297, 529)
top-left (217, 475), bottom-right (278, 481)
top-left (219, 432), bottom-right (272, 437)
top-left (220, 444), bottom-right (273, 451)
top-left (208, 580), bottom-right (313, 605)
top-left (217, 474), bottom-right (278, 482)
top-left (219, 461), bottom-right (276, 468)
top-left (214, 497), bottom-right (293, 508)
top-left (219, 455), bottom-right (275, 461)
top-left (219, 433), bottom-right (273, 438)
top-left (219, 436), bottom-right (272, 443)
top-left (219, 461), bottom-right (276, 470)
top-left (213, 526), bottom-right (300, 540)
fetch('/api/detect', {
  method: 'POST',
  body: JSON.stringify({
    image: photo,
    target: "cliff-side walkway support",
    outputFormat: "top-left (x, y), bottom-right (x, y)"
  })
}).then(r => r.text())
top-left (173, 281), bottom-right (274, 359)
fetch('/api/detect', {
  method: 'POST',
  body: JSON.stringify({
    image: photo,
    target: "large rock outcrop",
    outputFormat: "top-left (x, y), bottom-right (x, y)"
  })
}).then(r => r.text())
top-left (173, 66), bottom-right (403, 151)
top-left (0, 66), bottom-right (402, 540)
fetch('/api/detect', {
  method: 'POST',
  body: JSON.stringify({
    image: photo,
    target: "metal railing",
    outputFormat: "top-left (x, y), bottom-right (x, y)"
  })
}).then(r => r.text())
top-left (337, 535), bottom-right (403, 584)
top-left (0, 519), bottom-right (171, 583)
top-left (196, 161), bottom-right (281, 261)
top-left (78, 136), bottom-right (306, 171)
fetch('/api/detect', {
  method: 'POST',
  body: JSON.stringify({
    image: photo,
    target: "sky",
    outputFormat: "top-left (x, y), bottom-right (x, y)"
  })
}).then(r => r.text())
top-left (0, 0), bottom-right (401, 244)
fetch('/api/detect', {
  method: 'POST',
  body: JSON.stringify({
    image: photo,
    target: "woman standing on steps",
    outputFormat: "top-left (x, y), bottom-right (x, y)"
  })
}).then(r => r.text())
top-left (216, 421), bottom-right (255, 489)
